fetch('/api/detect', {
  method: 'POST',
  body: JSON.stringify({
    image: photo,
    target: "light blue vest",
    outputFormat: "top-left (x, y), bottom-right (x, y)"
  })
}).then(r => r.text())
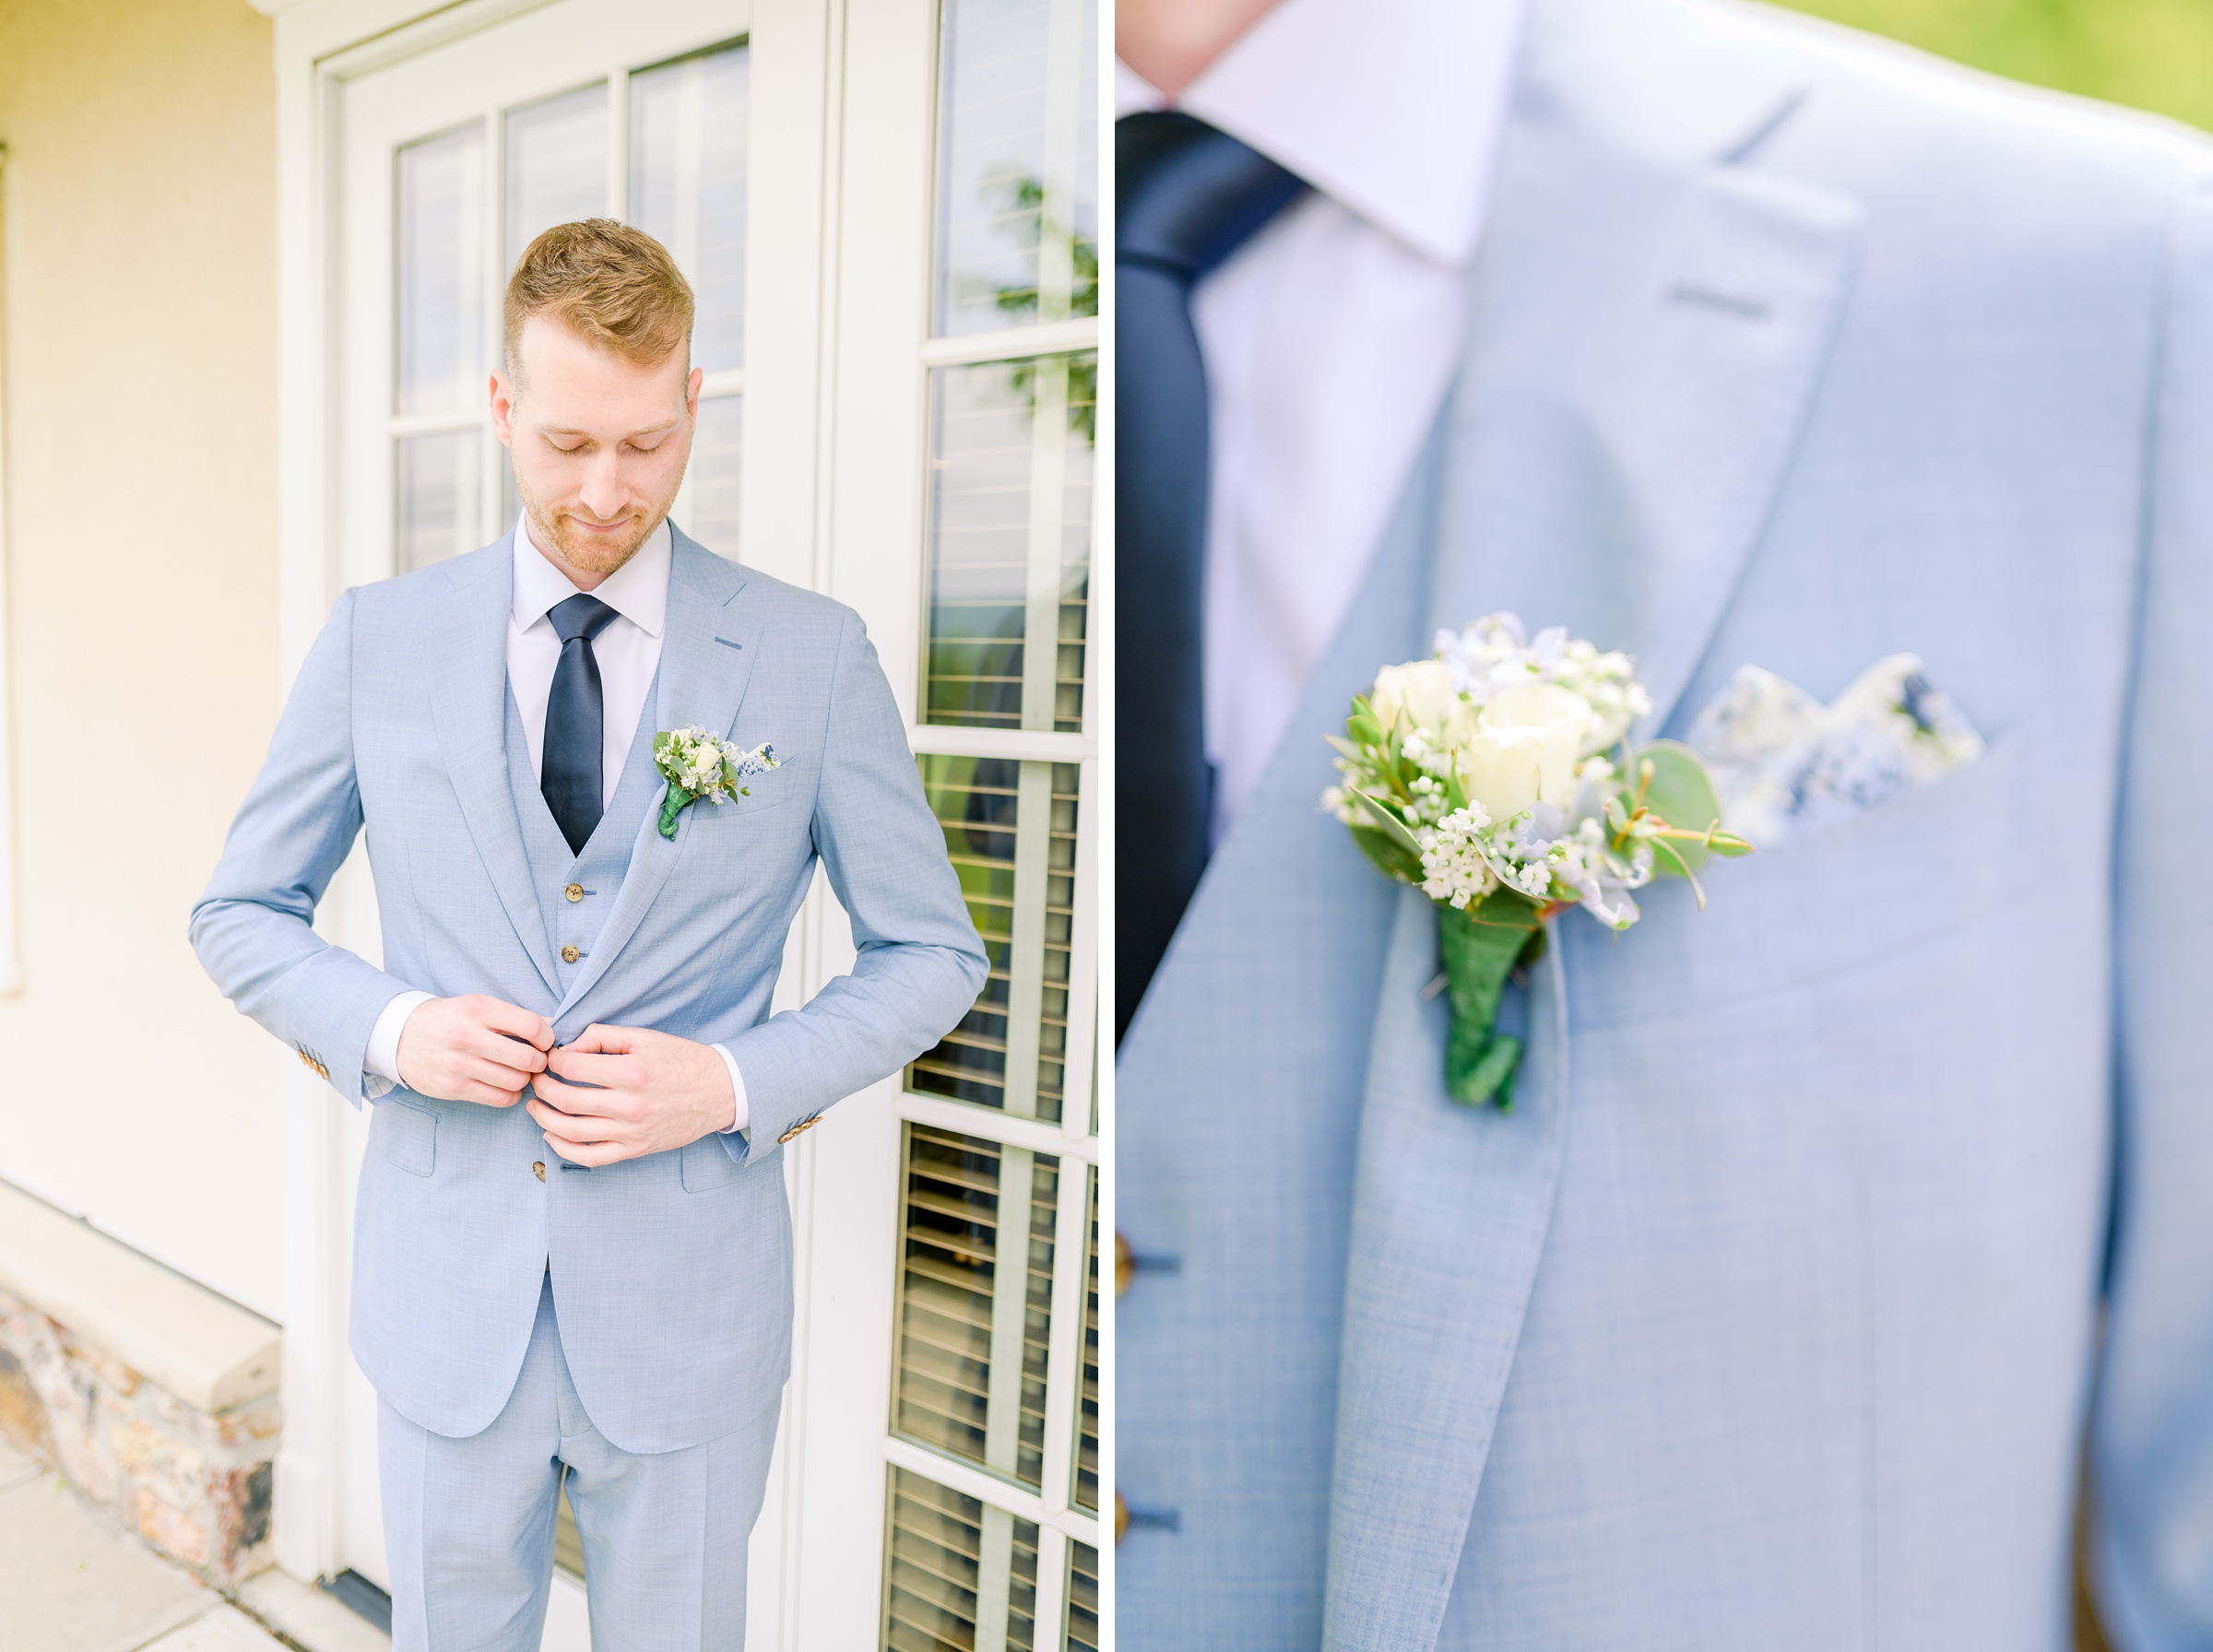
top-left (503, 680), bottom-right (665, 1028)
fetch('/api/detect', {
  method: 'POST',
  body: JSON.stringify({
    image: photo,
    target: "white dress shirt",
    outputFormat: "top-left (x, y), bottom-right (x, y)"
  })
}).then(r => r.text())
top-left (1118, 0), bottom-right (1530, 840)
top-left (362, 515), bottom-right (749, 1136)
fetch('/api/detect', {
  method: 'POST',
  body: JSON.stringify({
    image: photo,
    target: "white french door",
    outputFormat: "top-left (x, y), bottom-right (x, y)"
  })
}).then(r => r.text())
top-left (277, 0), bottom-right (1097, 1646)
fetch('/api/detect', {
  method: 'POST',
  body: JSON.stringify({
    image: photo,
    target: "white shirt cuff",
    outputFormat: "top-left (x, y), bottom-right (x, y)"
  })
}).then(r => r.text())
top-left (712, 1043), bottom-right (750, 1138)
top-left (362, 990), bottom-right (433, 1100)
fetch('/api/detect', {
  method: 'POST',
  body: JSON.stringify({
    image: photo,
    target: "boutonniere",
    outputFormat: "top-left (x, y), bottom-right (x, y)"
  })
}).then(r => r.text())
top-left (652, 726), bottom-right (777, 839)
top-left (1324, 614), bottom-right (1753, 1110)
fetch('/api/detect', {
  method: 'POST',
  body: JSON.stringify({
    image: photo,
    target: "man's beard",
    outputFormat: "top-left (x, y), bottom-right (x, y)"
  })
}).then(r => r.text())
top-left (515, 457), bottom-right (687, 581)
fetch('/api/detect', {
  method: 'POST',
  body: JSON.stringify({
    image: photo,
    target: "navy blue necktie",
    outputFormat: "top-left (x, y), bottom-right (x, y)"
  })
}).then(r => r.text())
top-left (1116, 112), bottom-right (1308, 1042)
top-left (542, 593), bottom-right (620, 856)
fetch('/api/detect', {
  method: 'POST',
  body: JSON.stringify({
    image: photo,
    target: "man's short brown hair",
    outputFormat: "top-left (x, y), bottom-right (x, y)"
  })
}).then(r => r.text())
top-left (503, 218), bottom-right (693, 380)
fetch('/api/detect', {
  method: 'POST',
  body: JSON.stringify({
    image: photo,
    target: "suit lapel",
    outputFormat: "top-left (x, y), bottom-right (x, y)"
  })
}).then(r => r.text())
top-left (429, 537), bottom-right (562, 1002)
top-left (1321, 2), bottom-right (1864, 1646)
top-left (553, 530), bottom-right (758, 1021)
top-left (1427, 0), bottom-right (1864, 735)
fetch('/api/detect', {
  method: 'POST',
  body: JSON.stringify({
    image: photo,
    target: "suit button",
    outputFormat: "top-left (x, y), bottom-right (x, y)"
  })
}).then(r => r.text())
top-left (1116, 1232), bottom-right (1136, 1295)
top-left (533, 1162), bottom-right (546, 1182)
top-left (561, 945), bottom-right (580, 963)
top-left (564, 883), bottom-right (584, 903)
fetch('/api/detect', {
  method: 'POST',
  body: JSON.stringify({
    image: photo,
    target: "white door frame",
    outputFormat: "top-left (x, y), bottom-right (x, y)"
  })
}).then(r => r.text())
top-left (255, 0), bottom-right (838, 1627)
top-left (255, 0), bottom-right (1107, 1643)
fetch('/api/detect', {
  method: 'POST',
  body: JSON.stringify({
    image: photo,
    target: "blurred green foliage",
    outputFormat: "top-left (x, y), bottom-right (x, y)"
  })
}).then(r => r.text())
top-left (1769, 0), bottom-right (2213, 130)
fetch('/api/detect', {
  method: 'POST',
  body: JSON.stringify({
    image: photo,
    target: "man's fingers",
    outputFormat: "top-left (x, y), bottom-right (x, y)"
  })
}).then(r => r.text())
top-left (456, 1021), bottom-right (548, 1073)
top-left (560, 1023), bottom-right (641, 1056)
top-left (528, 1096), bottom-right (629, 1144)
top-left (468, 996), bottom-right (556, 1052)
top-left (542, 1047), bottom-right (635, 1089)
top-left (530, 1108), bottom-right (641, 1167)
top-left (456, 1054), bottom-right (541, 1093)
top-left (455, 1079), bottom-right (524, 1108)
top-left (530, 1070), bottom-right (628, 1117)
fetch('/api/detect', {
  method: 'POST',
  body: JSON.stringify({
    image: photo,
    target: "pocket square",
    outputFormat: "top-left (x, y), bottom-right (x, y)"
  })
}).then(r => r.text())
top-left (1686, 654), bottom-right (1983, 845)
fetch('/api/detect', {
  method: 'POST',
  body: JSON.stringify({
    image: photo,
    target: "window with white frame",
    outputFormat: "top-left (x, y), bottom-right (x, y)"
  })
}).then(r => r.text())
top-left (390, 39), bottom-right (751, 575)
top-left (887, 0), bottom-right (1099, 1644)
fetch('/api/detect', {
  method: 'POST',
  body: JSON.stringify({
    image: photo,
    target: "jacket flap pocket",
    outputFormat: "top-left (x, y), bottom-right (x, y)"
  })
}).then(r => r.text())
top-left (680, 1131), bottom-right (753, 1192)
top-left (373, 1096), bottom-right (438, 1178)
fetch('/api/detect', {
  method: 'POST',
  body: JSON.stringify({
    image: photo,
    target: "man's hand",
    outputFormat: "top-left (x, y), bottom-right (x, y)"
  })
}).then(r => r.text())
top-left (396, 995), bottom-right (554, 1107)
top-left (527, 1024), bottom-right (738, 1168)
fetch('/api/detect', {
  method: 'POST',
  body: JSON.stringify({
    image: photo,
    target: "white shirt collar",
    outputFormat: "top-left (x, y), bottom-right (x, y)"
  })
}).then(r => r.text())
top-left (512, 513), bottom-right (672, 639)
top-left (1116, 0), bottom-right (1530, 268)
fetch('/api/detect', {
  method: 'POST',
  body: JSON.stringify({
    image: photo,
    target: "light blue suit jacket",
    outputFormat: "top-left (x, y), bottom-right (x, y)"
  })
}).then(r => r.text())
top-left (1118, 0), bottom-right (2213, 1646)
top-left (192, 528), bottom-right (987, 1452)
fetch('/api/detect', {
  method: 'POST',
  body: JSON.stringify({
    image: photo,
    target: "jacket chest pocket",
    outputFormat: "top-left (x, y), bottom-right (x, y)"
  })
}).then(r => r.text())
top-left (1567, 720), bottom-right (2048, 1032)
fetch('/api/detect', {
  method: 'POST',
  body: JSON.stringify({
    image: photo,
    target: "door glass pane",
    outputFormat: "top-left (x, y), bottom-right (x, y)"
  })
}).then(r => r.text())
top-left (505, 82), bottom-right (608, 271)
top-left (1065, 1540), bottom-right (1099, 1652)
top-left (934, 0), bottom-right (1097, 335)
top-left (922, 353), bottom-right (1093, 734)
top-left (396, 124), bottom-right (486, 416)
top-left (892, 1125), bottom-right (1057, 1489)
top-left (1038, 763), bottom-right (1079, 1122)
top-left (882, 1468), bottom-right (1038, 1652)
top-left (689, 394), bottom-right (744, 552)
top-left (396, 431), bottom-right (482, 572)
top-left (631, 42), bottom-right (751, 372)
top-left (910, 757), bottom-right (1076, 1123)
top-left (1074, 1165), bottom-right (1097, 1514)
top-left (910, 757), bottom-right (1016, 1113)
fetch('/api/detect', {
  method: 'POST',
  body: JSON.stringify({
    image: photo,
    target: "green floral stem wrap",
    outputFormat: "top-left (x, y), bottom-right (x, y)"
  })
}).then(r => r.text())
top-left (657, 784), bottom-right (698, 840)
top-left (1438, 893), bottom-right (1548, 1110)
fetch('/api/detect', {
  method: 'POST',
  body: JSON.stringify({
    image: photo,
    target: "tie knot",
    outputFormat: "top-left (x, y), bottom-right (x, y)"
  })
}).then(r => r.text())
top-left (550, 593), bottom-right (619, 645)
top-left (1117, 111), bottom-right (1307, 282)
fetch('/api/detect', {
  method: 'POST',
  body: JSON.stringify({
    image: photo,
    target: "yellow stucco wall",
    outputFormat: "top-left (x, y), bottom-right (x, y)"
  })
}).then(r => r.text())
top-left (0, 0), bottom-right (284, 1318)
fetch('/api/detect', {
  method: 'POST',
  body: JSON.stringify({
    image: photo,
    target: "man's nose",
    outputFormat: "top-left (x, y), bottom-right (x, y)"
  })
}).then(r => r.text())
top-left (577, 452), bottom-right (627, 519)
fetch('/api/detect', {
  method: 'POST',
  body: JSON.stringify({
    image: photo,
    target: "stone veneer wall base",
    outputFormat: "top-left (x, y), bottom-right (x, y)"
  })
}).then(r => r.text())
top-left (0, 1180), bottom-right (279, 1587)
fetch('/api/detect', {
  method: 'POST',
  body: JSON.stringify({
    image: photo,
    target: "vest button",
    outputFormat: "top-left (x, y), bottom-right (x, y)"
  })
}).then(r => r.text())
top-left (533, 1162), bottom-right (546, 1182)
top-left (561, 945), bottom-right (580, 964)
top-left (564, 883), bottom-right (584, 903)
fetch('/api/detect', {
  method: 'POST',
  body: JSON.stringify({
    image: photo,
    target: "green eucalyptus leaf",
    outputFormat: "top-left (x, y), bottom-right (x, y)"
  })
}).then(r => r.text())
top-left (1621, 740), bottom-right (1725, 875)
top-left (1349, 787), bottom-right (1425, 858)
top-left (1350, 824), bottom-right (1422, 883)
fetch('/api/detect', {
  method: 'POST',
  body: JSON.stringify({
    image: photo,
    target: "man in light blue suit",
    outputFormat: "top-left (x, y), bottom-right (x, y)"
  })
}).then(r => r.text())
top-left (193, 221), bottom-right (986, 1648)
top-left (1118, 0), bottom-right (2213, 1645)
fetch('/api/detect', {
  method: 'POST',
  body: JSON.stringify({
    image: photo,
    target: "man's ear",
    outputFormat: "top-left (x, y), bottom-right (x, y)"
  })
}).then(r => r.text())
top-left (490, 368), bottom-right (518, 443)
top-left (686, 364), bottom-right (704, 420)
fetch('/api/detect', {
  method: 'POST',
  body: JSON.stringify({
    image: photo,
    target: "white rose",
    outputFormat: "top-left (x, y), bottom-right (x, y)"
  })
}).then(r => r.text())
top-left (1455, 683), bottom-right (1594, 823)
top-left (1370, 659), bottom-right (1468, 740)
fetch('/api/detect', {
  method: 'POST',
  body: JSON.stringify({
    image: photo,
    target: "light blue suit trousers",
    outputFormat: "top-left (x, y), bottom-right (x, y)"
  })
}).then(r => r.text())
top-left (1119, 0), bottom-right (2213, 1646)
top-left (379, 1275), bottom-right (777, 1652)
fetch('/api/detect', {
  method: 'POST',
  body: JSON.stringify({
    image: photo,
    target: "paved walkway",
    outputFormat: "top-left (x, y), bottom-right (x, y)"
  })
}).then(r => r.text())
top-left (0, 1435), bottom-right (388, 1652)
